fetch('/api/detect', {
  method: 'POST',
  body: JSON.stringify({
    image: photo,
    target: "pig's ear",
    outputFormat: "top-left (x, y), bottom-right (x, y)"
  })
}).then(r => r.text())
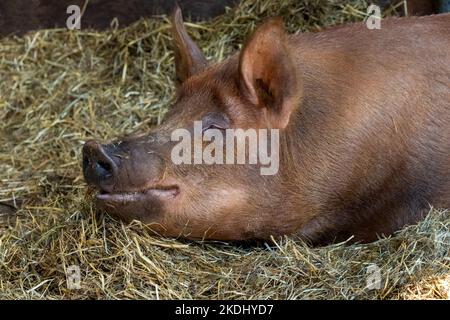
top-left (239, 18), bottom-right (302, 129)
top-left (171, 4), bottom-right (208, 84)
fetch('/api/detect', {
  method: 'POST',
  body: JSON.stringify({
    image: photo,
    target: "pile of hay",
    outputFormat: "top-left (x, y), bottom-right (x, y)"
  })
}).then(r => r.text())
top-left (0, 0), bottom-right (448, 299)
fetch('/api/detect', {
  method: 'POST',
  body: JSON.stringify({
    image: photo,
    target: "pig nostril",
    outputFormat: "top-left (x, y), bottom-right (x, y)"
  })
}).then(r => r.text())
top-left (83, 156), bottom-right (90, 169)
top-left (96, 160), bottom-right (113, 178)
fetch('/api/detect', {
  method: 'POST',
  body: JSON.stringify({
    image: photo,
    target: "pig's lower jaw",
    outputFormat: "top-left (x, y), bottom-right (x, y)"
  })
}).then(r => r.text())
top-left (96, 186), bottom-right (179, 203)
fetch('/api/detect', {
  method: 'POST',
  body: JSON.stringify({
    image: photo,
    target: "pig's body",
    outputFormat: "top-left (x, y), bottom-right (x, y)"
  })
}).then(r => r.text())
top-left (84, 13), bottom-right (450, 245)
top-left (280, 15), bottom-right (450, 243)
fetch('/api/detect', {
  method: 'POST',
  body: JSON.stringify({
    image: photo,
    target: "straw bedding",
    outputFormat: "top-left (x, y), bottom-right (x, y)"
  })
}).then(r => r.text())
top-left (0, 0), bottom-right (448, 299)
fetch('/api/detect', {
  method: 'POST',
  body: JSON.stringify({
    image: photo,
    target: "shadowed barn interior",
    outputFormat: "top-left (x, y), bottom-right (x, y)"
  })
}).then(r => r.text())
top-left (0, 0), bottom-right (239, 37)
top-left (1, 0), bottom-right (449, 37)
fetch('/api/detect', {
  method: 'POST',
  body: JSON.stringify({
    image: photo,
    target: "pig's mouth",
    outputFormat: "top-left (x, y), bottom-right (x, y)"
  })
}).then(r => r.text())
top-left (96, 186), bottom-right (179, 203)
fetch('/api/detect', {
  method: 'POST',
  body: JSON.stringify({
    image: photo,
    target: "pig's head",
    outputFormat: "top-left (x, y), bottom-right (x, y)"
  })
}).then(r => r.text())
top-left (82, 7), bottom-right (303, 240)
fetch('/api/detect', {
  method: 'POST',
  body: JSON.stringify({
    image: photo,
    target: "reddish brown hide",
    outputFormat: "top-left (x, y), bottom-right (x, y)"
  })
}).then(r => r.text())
top-left (83, 8), bottom-right (450, 245)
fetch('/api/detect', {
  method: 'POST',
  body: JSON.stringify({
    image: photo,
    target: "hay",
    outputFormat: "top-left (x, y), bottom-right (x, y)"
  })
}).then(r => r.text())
top-left (0, 0), bottom-right (448, 299)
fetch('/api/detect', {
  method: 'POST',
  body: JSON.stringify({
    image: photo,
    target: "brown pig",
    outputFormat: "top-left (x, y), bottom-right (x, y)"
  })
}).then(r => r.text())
top-left (83, 8), bottom-right (450, 245)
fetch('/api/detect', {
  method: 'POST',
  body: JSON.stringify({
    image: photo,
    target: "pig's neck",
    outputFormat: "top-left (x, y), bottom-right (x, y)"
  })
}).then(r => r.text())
top-left (274, 39), bottom-right (350, 228)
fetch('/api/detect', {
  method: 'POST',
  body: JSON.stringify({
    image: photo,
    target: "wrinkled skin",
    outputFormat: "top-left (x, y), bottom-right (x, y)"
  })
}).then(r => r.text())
top-left (83, 8), bottom-right (450, 244)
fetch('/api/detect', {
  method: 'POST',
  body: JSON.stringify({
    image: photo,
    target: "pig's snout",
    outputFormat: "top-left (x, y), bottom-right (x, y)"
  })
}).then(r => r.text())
top-left (82, 136), bottom-right (169, 196)
top-left (82, 140), bottom-right (119, 192)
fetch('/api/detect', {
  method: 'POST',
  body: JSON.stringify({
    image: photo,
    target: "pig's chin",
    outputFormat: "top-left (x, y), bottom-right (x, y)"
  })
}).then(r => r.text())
top-left (93, 184), bottom-right (179, 224)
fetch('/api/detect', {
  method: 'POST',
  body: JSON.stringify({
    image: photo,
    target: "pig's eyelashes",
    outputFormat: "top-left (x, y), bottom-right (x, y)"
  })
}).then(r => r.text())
top-left (202, 124), bottom-right (225, 133)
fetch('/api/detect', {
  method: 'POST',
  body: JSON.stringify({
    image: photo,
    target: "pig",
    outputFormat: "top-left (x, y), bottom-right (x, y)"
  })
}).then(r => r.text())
top-left (83, 7), bottom-right (450, 245)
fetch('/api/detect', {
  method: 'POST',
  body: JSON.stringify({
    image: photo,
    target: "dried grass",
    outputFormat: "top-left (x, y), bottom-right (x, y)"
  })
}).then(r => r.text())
top-left (0, 0), bottom-right (448, 299)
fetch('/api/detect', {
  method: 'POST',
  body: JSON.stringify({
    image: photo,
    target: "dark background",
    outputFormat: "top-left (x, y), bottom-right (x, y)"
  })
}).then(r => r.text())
top-left (0, 0), bottom-right (445, 38)
top-left (0, 0), bottom-right (239, 37)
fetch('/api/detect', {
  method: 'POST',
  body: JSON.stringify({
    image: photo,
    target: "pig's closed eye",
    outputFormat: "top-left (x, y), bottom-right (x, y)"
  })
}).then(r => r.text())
top-left (202, 112), bottom-right (230, 132)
